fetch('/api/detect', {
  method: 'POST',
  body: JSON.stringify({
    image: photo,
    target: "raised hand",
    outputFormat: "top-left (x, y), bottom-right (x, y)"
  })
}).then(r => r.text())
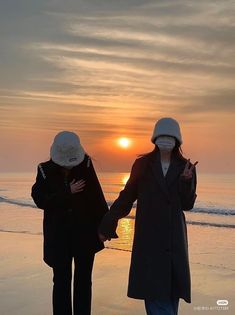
top-left (181, 159), bottom-right (198, 180)
top-left (70, 179), bottom-right (86, 194)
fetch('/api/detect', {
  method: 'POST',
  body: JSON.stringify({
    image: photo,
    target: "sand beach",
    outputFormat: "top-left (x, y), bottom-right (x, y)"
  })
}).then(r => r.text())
top-left (0, 226), bottom-right (234, 315)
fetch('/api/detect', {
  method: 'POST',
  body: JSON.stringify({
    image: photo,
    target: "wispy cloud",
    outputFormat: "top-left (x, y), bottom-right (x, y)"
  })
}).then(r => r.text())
top-left (0, 0), bottom-right (235, 137)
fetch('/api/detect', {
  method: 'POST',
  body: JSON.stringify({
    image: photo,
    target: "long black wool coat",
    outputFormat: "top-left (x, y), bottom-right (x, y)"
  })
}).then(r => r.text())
top-left (31, 155), bottom-right (108, 268)
top-left (99, 149), bottom-right (197, 303)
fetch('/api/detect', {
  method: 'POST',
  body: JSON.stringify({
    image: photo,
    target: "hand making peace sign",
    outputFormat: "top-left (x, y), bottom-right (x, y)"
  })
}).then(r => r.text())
top-left (181, 159), bottom-right (198, 180)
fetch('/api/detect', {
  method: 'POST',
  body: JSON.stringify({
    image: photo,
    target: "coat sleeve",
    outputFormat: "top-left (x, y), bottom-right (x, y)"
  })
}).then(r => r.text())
top-left (99, 158), bottom-right (141, 238)
top-left (31, 165), bottom-right (71, 210)
top-left (179, 167), bottom-right (197, 211)
top-left (87, 160), bottom-right (109, 222)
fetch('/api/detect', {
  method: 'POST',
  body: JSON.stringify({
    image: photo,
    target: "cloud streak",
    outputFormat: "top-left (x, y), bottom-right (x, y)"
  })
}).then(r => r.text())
top-left (0, 0), bottom-right (235, 143)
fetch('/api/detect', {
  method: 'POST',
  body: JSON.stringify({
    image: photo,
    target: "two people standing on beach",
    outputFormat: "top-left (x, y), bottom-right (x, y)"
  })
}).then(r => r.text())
top-left (31, 117), bottom-right (198, 315)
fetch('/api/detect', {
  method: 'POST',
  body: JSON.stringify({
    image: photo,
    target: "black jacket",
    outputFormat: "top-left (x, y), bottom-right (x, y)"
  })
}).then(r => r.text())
top-left (99, 150), bottom-right (197, 302)
top-left (31, 155), bottom-right (108, 267)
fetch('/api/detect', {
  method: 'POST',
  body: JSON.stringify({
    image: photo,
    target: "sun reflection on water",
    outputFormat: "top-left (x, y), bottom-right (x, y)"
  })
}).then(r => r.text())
top-left (122, 174), bottom-right (130, 185)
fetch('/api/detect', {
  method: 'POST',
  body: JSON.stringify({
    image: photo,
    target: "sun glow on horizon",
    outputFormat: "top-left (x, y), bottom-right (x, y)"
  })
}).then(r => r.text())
top-left (117, 137), bottom-right (131, 149)
top-left (122, 174), bottom-right (130, 185)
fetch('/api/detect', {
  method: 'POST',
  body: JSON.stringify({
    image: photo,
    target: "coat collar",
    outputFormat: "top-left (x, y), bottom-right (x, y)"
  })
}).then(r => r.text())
top-left (148, 149), bottom-right (185, 199)
top-left (44, 155), bottom-right (88, 179)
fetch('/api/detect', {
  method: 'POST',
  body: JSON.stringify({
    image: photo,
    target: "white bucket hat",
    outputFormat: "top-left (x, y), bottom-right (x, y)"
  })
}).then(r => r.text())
top-left (50, 131), bottom-right (85, 167)
top-left (151, 117), bottom-right (183, 144)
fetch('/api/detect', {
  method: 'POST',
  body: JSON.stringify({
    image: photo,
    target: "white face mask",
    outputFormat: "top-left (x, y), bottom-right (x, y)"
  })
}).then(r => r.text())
top-left (155, 136), bottom-right (176, 152)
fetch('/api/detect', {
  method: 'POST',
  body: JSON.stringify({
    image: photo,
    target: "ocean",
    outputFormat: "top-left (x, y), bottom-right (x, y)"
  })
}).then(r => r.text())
top-left (0, 173), bottom-right (235, 271)
top-left (0, 173), bottom-right (235, 234)
top-left (0, 171), bottom-right (235, 255)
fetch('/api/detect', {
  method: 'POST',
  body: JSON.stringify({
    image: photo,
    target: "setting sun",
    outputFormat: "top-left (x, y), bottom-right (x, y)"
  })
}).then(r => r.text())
top-left (117, 137), bottom-right (131, 149)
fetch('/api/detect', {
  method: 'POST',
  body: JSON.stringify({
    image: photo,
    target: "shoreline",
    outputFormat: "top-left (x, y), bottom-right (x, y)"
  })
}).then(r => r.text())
top-left (0, 231), bottom-right (234, 315)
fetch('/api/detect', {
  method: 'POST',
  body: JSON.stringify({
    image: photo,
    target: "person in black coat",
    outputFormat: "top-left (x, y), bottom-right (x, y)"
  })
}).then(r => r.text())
top-left (99, 118), bottom-right (198, 315)
top-left (31, 131), bottom-right (108, 315)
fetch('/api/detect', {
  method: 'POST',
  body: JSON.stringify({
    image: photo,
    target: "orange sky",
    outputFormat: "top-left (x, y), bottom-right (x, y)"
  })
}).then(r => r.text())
top-left (0, 1), bottom-right (235, 173)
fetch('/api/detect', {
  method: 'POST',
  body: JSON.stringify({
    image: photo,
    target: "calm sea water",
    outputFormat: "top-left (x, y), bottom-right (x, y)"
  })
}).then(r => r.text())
top-left (0, 171), bottom-right (235, 252)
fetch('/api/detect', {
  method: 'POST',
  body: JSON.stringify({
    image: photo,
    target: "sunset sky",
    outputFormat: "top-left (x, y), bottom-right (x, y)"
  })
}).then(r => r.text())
top-left (0, 0), bottom-right (235, 173)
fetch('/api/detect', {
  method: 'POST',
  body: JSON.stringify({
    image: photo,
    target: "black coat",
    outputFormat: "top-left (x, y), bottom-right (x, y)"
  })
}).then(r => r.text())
top-left (31, 155), bottom-right (108, 267)
top-left (99, 150), bottom-right (197, 303)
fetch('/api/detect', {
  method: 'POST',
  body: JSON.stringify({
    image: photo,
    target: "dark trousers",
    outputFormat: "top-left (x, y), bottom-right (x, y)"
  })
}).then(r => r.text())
top-left (52, 253), bottom-right (95, 315)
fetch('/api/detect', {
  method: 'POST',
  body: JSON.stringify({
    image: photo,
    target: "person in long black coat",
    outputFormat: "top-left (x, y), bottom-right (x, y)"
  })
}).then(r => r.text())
top-left (31, 131), bottom-right (108, 315)
top-left (99, 118), bottom-right (198, 315)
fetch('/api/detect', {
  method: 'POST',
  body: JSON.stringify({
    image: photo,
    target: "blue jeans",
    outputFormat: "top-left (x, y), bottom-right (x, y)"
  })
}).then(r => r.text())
top-left (145, 298), bottom-right (179, 315)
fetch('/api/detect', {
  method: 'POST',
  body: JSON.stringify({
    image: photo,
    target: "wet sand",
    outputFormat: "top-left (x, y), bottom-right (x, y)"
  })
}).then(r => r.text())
top-left (0, 230), bottom-right (234, 315)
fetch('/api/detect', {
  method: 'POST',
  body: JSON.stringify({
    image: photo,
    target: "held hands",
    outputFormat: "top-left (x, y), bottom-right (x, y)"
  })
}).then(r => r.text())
top-left (181, 159), bottom-right (198, 180)
top-left (70, 179), bottom-right (86, 194)
top-left (98, 233), bottom-right (111, 242)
